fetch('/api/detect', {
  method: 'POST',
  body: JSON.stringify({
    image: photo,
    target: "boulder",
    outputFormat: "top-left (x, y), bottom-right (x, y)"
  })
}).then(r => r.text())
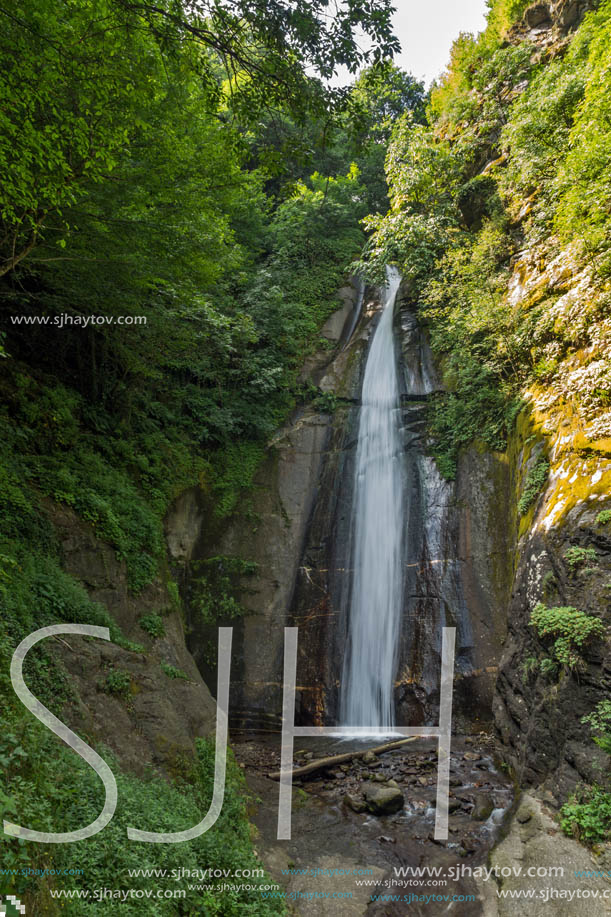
top-left (363, 784), bottom-right (404, 815)
top-left (471, 793), bottom-right (495, 821)
top-left (344, 793), bottom-right (367, 814)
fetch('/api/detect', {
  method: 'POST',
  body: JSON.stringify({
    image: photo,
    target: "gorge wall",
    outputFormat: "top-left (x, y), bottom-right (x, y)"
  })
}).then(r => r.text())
top-left (185, 240), bottom-right (609, 810)
top-left (492, 244), bottom-right (611, 799)
top-left (290, 286), bottom-right (511, 732)
top-left (194, 281), bottom-right (511, 735)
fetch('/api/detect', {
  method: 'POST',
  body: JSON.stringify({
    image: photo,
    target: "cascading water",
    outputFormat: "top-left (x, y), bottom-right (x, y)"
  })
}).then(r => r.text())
top-left (340, 266), bottom-right (405, 730)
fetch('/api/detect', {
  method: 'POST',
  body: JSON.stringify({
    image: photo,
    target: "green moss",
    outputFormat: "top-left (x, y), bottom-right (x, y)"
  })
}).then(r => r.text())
top-left (518, 454), bottom-right (549, 516)
top-left (211, 442), bottom-right (265, 520)
top-left (542, 570), bottom-right (557, 598)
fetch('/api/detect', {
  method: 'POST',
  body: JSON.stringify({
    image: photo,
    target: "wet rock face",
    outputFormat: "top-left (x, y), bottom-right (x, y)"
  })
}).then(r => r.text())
top-left (393, 298), bottom-right (479, 726)
top-left (183, 280), bottom-right (366, 730)
top-left (291, 288), bottom-right (508, 729)
top-left (489, 236), bottom-right (611, 795)
top-left (289, 295), bottom-right (375, 724)
top-left (394, 296), bottom-right (509, 729)
top-left (493, 511), bottom-right (611, 796)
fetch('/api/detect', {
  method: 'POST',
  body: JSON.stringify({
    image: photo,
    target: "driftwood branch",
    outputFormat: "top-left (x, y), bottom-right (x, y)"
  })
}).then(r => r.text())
top-left (268, 736), bottom-right (420, 781)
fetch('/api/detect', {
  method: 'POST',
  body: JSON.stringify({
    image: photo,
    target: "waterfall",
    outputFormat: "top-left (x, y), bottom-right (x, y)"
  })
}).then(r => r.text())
top-left (340, 266), bottom-right (405, 731)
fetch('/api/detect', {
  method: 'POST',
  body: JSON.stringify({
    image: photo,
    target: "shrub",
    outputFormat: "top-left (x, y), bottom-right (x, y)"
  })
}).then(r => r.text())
top-left (426, 361), bottom-right (520, 479)
top-left (530, 602), bottom-right (605, 670)
top-left (582, 700), bottom-right (611, 754)
top-left (211, 442), bottom-right (266, 520)
top-left (0, 726), bottom-right (286, 915)
top-left (564, 546), bottom-right (598, 571)
top-left (101, 668), bottom-right (131, 697)
top-left (560, 785), bottom-right (611, 845)
top-left (518, 454), bottom-right (549, 516)
top-left (596, 509), bottom-right (611, 526)
top-left (160, 662), bottom-right (189, 680)
top-left (30, 449), bottom-right (163, 593)
top-left (192, 556), bottom-right (257, 627)
top-left (312, 390), bottom-right (338, 414)
top-left (138, 613), bottom-right (166, 639)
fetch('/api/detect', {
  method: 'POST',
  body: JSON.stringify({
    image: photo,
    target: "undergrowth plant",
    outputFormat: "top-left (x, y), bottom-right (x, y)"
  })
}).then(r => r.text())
top-left (582, 700), bottom-right (611, 754)
top-left (560, 786), bottom-right (611, 845)
top-left (530, 602), bottom-right (605, 670)
top-left (518, 455), bottom-right (550, 516)
top-left (564, 546), bottom-right (598, 572)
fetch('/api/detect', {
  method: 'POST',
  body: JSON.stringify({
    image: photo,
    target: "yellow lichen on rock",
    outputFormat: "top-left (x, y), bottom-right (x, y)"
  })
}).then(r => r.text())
top-left (506, 241), bottom-right (611, 535)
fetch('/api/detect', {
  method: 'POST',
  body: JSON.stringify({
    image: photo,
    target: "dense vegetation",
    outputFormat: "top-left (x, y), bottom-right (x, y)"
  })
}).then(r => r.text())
top-left (2, 0), bottom-right (611, 903)
top-left (358, 0), bottom-right (611, 477)
top-left (0, 0), bottom-right (428, 910)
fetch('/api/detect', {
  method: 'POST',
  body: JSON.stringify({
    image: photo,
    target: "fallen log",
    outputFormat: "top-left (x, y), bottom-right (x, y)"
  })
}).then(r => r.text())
top-left (267, 736), bottom-right (420, 781)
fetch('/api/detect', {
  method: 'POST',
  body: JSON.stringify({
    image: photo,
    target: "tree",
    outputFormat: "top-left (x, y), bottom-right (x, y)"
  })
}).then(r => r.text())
top-left (0, 0), bottom-right (399, 277)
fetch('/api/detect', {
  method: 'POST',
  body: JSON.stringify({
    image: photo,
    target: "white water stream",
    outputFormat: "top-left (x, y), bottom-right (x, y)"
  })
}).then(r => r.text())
top-left (340, 267), bottom-right (405, 731)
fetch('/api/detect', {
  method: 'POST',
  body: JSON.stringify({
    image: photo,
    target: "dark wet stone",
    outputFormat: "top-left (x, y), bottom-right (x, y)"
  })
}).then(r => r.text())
top-left (471, 794), bottom-right (494, 821)
top-left (343, 793), bottom-right (367, 813)
top-left (363, 784), bottom-right (405, 815)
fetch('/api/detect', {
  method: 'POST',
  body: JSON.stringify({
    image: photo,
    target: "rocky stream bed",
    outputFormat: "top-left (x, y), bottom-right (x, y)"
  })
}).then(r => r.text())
top-left (234, 734), bottom-right (515, 916)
